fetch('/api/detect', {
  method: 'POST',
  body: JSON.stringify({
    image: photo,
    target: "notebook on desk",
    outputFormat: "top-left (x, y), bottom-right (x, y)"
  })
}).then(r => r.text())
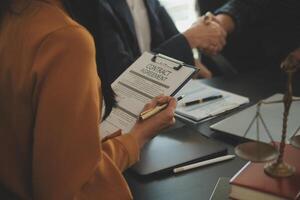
top-left (174, 80), bottom-right (249, 123)
top-left (130, 126), bottom-right (227, 176)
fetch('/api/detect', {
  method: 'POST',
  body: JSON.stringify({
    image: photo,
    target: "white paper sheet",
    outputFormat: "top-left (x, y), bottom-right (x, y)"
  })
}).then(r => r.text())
top-left (175, 80), bottom-right (249, 122)
top-left (100, 52), bottom-right (196, 138)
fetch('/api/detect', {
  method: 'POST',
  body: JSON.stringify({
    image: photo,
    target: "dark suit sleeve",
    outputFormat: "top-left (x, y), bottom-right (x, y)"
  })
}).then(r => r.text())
top-left (152, 1), bottom-right (194, 65)
top-left (215, 0), bottom-right (271, 32)
top-left (97, 2), bottom-right (135, 84)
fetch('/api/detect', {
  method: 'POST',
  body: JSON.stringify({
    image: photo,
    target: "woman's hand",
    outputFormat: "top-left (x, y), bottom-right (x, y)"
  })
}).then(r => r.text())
top-left (130, 96), bottom-right (177, 149)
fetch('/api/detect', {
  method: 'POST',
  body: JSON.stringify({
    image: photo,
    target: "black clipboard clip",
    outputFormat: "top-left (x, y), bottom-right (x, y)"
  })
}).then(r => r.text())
top-left (151, 53), bottom-right (184, 70)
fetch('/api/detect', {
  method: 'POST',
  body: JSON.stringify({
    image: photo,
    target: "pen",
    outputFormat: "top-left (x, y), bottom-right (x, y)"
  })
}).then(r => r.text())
top-left (173, 155), bottom-right (235, 174)
top-left (139, 104), bottom-right (168, 120)
top-left (140, 95), bottom-right (185, 120)
top-left (176, 94), bottom-right (185, 101)
top-left (185, 95), bottom-right (223, 106)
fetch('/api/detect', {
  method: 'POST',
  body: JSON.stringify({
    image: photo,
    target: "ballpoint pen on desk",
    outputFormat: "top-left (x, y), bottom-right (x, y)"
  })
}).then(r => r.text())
top-left (184, 95), bottom-right (223, 107)
top-left (173, 155), bottom-right (235, 174)
top-left (139, 95), bottom-right (185, 121)
top-left (177, 94), bottom-right (185, 101)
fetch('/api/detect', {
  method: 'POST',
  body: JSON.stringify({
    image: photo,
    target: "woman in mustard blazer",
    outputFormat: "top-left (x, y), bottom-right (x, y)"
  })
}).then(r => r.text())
top-left (0, 0), bottom-right (176, 199)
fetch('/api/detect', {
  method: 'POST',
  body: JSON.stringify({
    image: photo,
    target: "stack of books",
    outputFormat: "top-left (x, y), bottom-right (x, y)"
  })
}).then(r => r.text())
top-left (229, 144), bottom-right (300, 200)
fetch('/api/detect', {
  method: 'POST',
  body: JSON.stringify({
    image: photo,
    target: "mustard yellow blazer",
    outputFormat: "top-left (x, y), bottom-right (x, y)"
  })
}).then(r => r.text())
top-left (0, 1), bottom-right (139, 199)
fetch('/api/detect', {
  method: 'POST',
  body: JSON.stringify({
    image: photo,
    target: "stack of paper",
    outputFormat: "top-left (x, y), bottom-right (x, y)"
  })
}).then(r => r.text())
top-left (175, 80), bottom-right (249, 123)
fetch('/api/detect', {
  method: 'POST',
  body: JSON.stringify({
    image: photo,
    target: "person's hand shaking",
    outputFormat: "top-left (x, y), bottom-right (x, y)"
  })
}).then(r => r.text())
top-left (183, 13), bottom-right (227, 55)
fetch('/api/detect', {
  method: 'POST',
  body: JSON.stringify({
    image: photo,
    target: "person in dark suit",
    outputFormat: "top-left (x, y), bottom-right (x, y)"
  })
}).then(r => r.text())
top-left (206, 0), bottom-right (300, 71)
top-left (196, 0), bottom-right (227, 16)
top-left (97, 0), bottom-right (227, 83)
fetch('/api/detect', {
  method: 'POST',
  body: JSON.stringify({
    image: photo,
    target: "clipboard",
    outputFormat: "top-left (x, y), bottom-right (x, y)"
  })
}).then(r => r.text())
top-left (150, 53), bottom-right (198, 96)
top-left (100, 52), bottom-right (198, 138)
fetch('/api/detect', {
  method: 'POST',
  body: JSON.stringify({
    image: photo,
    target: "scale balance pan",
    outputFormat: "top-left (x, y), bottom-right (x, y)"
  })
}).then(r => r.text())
top-left (235, 141), bottom-right (279, 162)
top-left (290, 135), bottom-right (300, 149)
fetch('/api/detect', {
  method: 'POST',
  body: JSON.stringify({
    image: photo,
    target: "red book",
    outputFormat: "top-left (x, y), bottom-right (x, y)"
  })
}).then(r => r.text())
top-left (230, 144), bottom-right (300, 200)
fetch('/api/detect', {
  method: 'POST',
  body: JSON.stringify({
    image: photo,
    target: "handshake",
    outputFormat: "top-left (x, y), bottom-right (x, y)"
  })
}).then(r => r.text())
top-left (183, 12), bottom-right (234, 56)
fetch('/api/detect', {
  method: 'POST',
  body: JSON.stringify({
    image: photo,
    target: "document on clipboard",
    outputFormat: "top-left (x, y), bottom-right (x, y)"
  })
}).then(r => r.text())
top-left (174, 80), bottom-right (249, 123)
top-left (100, 52), bottom-right (197, 138)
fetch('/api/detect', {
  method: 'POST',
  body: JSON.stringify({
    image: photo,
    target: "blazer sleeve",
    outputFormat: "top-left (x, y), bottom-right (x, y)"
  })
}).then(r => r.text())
top-left (215, 0), bottom-right (271, 32)
top-left (152, 0), bottom-right (194, 65)
top-left (32, 25), bottom-right (139, 199)
top-left (97, 2), bottom-right (136, 83)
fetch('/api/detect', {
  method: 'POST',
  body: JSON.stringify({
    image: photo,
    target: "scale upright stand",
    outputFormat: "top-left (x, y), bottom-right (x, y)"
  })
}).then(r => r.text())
top-left (235, 52), bottom-right (300, 177)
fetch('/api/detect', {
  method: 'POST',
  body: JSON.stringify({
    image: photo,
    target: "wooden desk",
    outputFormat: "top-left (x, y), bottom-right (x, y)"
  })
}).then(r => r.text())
top-left (125, 68), bottom-right (300, 200)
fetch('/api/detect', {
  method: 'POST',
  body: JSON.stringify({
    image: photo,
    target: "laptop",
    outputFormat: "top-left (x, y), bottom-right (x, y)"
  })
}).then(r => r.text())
top-left (130, 126), bottom-right (227, 176)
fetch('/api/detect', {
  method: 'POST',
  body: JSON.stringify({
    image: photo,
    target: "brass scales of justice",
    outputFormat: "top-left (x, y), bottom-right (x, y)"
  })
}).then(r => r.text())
top-left (234, 53), bottom-right (300, 178)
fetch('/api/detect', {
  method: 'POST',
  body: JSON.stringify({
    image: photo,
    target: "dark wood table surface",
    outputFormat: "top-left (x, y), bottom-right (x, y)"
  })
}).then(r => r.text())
top-left (125, 68), bottom-right (300, 200)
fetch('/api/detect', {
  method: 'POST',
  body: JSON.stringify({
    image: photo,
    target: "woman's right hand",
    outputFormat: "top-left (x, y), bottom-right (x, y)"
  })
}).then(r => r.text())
top-left (130, 96), bottom-right (177, 149)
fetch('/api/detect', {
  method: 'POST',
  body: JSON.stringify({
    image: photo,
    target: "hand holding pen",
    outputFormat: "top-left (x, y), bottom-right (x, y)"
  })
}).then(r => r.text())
top-left (140, 95), bottom-right (184, 120)
top-left (131, 96), bottom-right (177, 148)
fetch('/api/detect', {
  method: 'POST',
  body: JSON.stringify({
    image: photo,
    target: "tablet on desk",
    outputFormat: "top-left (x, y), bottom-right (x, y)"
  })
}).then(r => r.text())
top-left (130, 126), bottom-right (227, 176)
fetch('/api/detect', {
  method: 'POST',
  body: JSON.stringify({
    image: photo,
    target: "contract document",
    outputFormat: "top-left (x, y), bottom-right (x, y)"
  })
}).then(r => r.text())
top-left (100, 52), bottom-right (197, 138)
